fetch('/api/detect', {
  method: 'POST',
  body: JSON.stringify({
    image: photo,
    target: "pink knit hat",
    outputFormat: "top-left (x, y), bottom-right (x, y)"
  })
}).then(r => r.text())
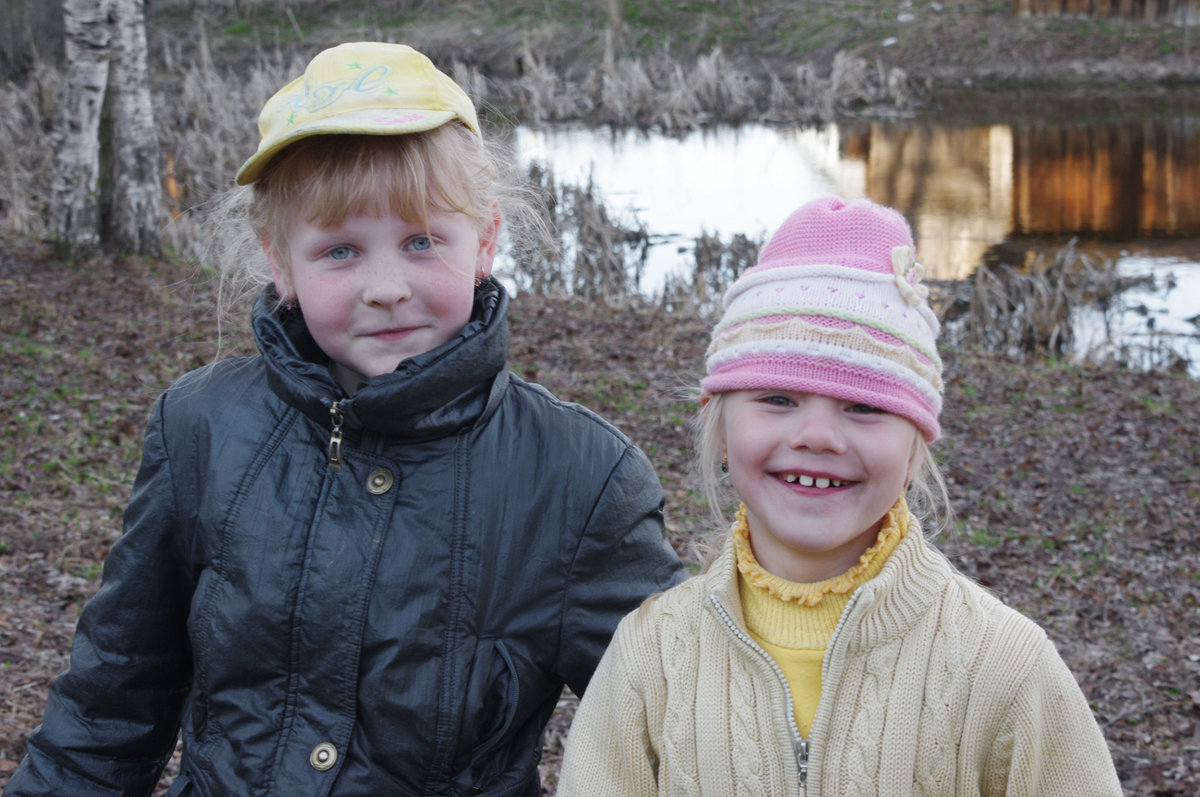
top-left (701, 195), bottom-right (943, 440)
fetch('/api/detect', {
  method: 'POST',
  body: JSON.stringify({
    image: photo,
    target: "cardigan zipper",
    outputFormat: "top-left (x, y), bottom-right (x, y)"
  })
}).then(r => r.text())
top-left (821, 588), bottom-right (864, 682)
top-left (709, 594), bottom-right (809, 795)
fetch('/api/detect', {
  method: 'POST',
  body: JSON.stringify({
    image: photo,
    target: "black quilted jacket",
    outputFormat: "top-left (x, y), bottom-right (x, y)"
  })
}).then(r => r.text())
top-left (8, 280), bottom-right (684, 796)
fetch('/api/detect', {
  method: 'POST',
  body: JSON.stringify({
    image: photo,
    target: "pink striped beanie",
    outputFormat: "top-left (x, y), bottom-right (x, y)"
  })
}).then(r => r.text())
top-left (701, 195), bottom-right (943, 441)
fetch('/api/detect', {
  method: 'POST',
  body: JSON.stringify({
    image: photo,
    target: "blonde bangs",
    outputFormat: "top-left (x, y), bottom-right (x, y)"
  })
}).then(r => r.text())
top-left (251, 124), bottom-right (495, 253)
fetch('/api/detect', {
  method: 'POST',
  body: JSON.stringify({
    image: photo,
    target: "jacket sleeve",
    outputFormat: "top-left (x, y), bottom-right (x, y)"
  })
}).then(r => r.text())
top-left (557, 614), bottom-right (662, 796)
top-left (982, 637), bottom-right (1123, 796)
top-left (7, 395), bottom-right (195, 797)
top-left (558, 443), bottom-right (684, 696)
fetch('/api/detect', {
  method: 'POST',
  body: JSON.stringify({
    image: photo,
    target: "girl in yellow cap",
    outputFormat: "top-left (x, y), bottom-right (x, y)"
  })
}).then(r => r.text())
top-left (8, 42), bottom-right (683, 797)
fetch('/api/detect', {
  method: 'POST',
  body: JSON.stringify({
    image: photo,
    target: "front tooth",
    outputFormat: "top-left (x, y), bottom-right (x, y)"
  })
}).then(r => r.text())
top-left (798, 474), bottom-right (815, 487)
top-left (814, 478), bottom-right (831, 488)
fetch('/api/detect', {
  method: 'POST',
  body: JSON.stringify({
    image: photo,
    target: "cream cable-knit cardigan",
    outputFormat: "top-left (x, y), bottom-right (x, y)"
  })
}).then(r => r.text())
top-left (558, 522), bottom-right (1122, 796)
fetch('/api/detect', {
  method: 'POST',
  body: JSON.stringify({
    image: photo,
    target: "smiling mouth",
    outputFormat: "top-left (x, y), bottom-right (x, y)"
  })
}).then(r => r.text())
top-left (370, 327), bottom-right (419, 340)
top-left (780, 473), bottom-right (849, 489)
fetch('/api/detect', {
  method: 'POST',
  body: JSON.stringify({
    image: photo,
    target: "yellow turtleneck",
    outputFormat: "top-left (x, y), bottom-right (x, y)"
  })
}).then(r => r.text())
top-left (733, 498), bottom-right (911, 736)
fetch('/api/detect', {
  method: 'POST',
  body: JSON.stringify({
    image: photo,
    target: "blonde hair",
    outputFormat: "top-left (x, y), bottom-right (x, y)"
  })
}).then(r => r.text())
top-left (691, 391), bottom-right (952, 538)
top-left (252, 125), bottom-right (497, 262)
top-left (206, 123), bottom-right (549, 323)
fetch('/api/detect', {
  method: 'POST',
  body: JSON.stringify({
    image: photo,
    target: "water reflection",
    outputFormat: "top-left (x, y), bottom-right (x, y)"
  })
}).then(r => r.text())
top-left (513, 113), bottom-right (1200, 373)
top-left (843, 123), bottom-right (1013, 280)
top-left (1074, 254), bottom-right (1200, 374)
top-left (824, 117), bottom-right (1200, 278)
top-left (514, 123), bottom-right (860, 270)
top-left (1012, 120), bottom-right (1200, 236)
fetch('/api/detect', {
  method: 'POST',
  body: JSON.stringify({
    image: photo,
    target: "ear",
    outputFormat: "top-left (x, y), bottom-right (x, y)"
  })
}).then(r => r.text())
top-left (699, 392), bottom-right (726, 460)
top-left (906, 431), bottom-right (924, 483)
top-left (474, 202), bottom-right (502, 281)
top-left (263, 240), bottom-right (294, 302)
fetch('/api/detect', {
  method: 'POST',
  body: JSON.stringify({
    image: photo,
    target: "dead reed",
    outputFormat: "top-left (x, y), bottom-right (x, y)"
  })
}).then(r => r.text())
top-left (491, 47), bottom-right (917, 132)
top-left (157, 44), bottom-right (303, 260)
top-left (0, 66), bottom-right (59, 239)
top-left (960, 257), bottom-right (1075, 358)
top-left (937, 238), bottom-right (1157, 364)
top-left (659, 231), bottom-right (762, 315)
top-left (512, 164), bottom-right (650, 302)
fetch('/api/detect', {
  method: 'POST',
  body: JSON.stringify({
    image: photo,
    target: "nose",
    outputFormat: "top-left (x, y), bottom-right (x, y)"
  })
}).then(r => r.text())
top-left (787, 395), bottom-right (846, 454)
top-left (361, 256), bottom-right (412, 307)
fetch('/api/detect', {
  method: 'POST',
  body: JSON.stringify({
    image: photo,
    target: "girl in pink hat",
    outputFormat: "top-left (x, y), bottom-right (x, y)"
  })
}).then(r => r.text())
top-left (558, 195), bottom-right (1121, 796)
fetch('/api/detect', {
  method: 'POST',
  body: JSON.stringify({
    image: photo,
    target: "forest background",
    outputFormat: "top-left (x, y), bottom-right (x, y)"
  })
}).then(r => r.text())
top-left (2, 1), bottom-right (1200, 794)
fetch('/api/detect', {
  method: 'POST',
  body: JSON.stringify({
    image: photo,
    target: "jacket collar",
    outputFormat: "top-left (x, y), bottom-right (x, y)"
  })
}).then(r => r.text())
top-left (254, 278), bottom-right (510, 440)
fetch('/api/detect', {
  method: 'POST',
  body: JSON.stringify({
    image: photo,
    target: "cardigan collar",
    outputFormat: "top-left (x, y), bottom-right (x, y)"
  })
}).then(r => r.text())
top-left (705, 510), bottom-right (956, 652)
top-left (253, 278), bottom-right (510, 441)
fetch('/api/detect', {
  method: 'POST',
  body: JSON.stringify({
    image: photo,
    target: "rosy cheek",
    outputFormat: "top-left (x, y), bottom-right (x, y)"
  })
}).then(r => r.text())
top-left (291, 277), bottom-right (345, 318)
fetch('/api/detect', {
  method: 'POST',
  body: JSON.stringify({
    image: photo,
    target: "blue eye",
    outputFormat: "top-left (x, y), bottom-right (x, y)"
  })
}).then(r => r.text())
top-left (409, 235), bottom-right (433, 252)
top-left (328, 245), bottom-right (354, 261)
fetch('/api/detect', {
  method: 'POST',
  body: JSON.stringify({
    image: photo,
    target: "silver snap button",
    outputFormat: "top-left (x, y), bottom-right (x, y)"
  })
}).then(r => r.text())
top-left (366, 468), bottom-right (394, 495)
top-left (310, 741), bottom-right (338, 771)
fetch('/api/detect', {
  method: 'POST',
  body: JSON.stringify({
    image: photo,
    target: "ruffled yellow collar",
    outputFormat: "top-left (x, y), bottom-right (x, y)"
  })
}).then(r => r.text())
top-left (733, 498), bottom-right (910, 608)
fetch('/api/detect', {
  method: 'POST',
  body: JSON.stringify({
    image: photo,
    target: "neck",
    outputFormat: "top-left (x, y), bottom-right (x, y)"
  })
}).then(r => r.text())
top-left (752, 525), bottom-right (882, 583)
top-left (733, 499), bottom-right (910, 586)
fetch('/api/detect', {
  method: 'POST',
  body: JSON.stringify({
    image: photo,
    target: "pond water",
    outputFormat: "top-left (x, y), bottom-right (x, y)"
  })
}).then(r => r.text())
top-left (511, 102), bottom-right (1200, 375)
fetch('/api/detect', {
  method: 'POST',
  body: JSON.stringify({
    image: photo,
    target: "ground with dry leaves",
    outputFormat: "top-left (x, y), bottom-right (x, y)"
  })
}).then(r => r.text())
top-left (1, 236), bottom-right (1198, 794)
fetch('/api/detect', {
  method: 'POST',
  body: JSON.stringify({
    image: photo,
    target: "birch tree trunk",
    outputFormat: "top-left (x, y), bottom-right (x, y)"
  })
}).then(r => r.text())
top-left (48, 0), bottom-right (115, 253)
top-left (49, 0), bottom-right (162, 257)
top-left (106, 0), bottom-right (162, 257)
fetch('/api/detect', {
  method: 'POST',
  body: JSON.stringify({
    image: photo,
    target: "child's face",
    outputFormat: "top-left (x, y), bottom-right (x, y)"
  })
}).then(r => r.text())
top-left (269, 206), bottom-right (498, 395)
top-left (721, 389), bottom-right (918, 583)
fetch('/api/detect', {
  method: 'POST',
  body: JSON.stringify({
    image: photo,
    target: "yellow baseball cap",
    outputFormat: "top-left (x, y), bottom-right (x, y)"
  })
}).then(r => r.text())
top-left (236, 42), bottom-right (481, 185)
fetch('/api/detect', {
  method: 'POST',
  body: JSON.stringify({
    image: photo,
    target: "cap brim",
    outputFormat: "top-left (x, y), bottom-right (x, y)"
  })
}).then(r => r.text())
top-left (235, 108), bottom-right (460, 185)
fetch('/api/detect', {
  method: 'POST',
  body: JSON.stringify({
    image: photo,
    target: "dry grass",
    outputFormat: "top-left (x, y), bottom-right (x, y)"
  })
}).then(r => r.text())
top-left (935, 238), bottom-right (1172, 369)
top-left (513, 164), bottom-right (650, 301)
top-left (957, 254), bottom-right (1077, 357)
top-left (659, 230), bottom-right (762, 315)
top-left (496, 46), bottom-right (916, 130)
top-left (0, 69), bottom-right (58, 238)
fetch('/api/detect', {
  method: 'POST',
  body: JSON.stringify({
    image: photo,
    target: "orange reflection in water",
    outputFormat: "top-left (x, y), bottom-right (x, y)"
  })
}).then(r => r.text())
top-left (844, 118), bottom-right (1200, 279)
top-left (1013, 122), bottom-right (1200, 236)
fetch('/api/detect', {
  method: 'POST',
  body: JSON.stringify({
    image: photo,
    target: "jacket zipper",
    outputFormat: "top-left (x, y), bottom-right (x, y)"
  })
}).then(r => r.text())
top-left (709, 594), bottom-right (809, 796)
top-left (327, 400), bottom-right (344, 470)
